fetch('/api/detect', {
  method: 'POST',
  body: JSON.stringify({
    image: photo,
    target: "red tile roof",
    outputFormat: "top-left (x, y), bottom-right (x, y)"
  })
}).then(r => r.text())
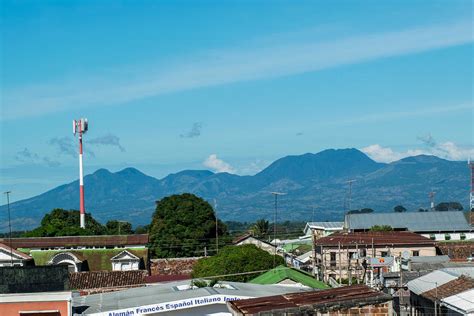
top-left (227, 284), bottom-right (392, 315)
top-left (69, 270), bottom-right (147, 290)
top-left (315, 231), bottom-right (435, 247)
top-left (422, 275), bottom-right (474, 301)
top-left (0, 242), bottom-right (32, 260)
top-left (0, 234), bottom-right (149, 249)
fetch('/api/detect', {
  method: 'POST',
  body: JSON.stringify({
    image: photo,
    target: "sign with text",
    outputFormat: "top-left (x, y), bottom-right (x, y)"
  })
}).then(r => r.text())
top-left (369, 257), bottom-right (394, 267)
top-left (87, 294), bottom-right (252, 316)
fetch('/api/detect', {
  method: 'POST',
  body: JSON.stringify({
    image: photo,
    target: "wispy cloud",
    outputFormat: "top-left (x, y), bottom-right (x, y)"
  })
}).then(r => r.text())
top-left (180, 122), bottom-right (202, 138)
top-left (48, 137), bottom-right (77, 158)
top-left (203, 154), bottom-right (235, 173)
top-left (3, 20), bottom-right (472, 120)
top-left (89, 134), bottom-right (126, 152)
top-left (14, 148), bottom-right (60, 167)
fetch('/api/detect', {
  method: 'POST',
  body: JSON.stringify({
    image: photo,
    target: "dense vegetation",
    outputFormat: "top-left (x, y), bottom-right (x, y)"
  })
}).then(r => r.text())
top-left (148, 193), bottom-right (229, 258)
top-left (192, 244), bottom-right (284, 282)
top-left (21, 209), bottom-right (134, 237)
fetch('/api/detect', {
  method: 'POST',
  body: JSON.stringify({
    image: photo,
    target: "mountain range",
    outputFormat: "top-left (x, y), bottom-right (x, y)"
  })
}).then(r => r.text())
top-left (0, 148), bottom-right (470, 231)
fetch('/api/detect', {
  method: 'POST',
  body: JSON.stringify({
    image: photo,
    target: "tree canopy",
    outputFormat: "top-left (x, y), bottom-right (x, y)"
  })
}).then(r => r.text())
top-left (435, 202), bottom-right (463, 212)
top-left (192, 244), bottom-right (284, 282)
top-left (369, 225), bottom-right (393, 232)
top-left (148, 193), bottom-right (228, 258)
top-left (393, 205), bottom-right (407, 212)
top-left (23, 209), bottom-right (107, 237)
top-left (251, 219), bottom-right (270, 239)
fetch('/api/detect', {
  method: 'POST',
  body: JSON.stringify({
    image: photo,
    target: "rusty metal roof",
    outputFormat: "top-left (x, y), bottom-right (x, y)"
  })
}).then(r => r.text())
top-left (69, 270), bottom-right (147, 290)
top-left (315, 231), bottom-right (435, 247)
top-left (0, 234), bottom-right (149, 248)
top-left (227, 284), bottom-right (392, 315)
top-left (421, 275), bottom-right (474, 301)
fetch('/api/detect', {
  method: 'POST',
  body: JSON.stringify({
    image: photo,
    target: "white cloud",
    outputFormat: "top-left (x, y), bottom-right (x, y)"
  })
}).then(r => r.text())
top-left (203, 154), bottom-right (235, 173)
top-left (362, 142), bottom-right (474, 163)
top-left (2, 20), bottom-right (472, 120)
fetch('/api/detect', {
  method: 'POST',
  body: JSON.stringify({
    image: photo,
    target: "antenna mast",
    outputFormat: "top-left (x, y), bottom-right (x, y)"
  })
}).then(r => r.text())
top-left (73, 118), bottom-right (88, 229)
top-left (429, 191), bottom-right (436, 211)
top-left (345, 180), bottom-right (356, 211)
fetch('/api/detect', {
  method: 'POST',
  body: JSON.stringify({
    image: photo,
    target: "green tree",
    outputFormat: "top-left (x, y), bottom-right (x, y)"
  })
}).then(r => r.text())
top-left (251, 219), bottom-right (270, 239)
top-left (192, 244), bottom-right (284, 282)
top-left (106, 220), bottom-right (133, 235)
top-left (23, 209), bottom-right (106, 237)
top-left (149, 193), bottom-right (228, 258)
top-left (369, 225), bottom-right (393, 232)
top-left (394, 205), bottom-right (407, 213)
top-left (435, 202), bottom-right (464, 212)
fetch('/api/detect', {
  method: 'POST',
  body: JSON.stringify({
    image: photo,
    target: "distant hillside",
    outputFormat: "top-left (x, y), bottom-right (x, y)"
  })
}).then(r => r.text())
top-left (0, 148), bottom-right (470, 231)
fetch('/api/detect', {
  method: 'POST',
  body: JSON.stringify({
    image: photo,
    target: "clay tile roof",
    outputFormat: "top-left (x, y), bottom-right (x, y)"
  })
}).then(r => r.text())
top-left (69, 270), bottom-right (147, 290)
top-left (422, 275), bottom-right (474, 301)
top-left (315, 231), bottom-right (435, 247)
top-left (0, 242), bottom-right (32, 260)
top-left (0, 234), bottom-right (149, 249)
top-left (227, 284), bottom-right (392, 315)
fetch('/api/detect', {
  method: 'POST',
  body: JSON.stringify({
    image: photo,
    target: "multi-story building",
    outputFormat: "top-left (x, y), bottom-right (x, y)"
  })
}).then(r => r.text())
top-left (313, 231), bottom-right (437, 283)
top-left (345, 211), bottom-right (473, 241)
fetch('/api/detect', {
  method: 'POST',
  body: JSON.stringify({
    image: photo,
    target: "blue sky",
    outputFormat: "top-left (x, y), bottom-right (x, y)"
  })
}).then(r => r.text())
top-left (1, 0), bottom-right (473, 201)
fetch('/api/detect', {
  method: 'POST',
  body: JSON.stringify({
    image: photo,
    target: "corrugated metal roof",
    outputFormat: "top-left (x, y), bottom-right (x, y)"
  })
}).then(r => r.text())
top-left (72, 280), bottom-right (309, 314)
top-left (441, 288), bottom-right (474, 314)
top-left (422, 276), bottom-right (474, 301)
top-left (407, 267), bottom-right (474, 295)
top-left (307, 222), bottom-right (345, 229)
top-left (70, 270), bottom-right (147, 290)
top-left (315, 231), bottom-right (435, 247)
top-left (346, 212), bottom-right (472, 232)
top-left (227, 285), bottom-right (392, 315)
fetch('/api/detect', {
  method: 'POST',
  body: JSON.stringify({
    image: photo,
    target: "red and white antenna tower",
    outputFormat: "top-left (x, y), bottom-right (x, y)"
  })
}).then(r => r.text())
top-left (73, 118), bottom-right (88, 229)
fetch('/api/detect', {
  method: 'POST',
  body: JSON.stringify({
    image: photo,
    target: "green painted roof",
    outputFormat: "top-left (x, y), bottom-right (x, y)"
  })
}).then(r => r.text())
top-left (28, 248), bottom-right (148, 271)
top-left (249, 265), bottom-right (329, 289)
top-left (281, 240), bottom-right (312, 253)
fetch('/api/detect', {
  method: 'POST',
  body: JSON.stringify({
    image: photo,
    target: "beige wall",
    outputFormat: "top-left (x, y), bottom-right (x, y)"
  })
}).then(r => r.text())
top-left (315, 244), bottom-right (436, 281)
top-left (237, 237), bottom-right (276, 255)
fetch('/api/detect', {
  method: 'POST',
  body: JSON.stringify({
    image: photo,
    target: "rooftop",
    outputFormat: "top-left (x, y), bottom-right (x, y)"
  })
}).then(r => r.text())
top-left (0, 234), bottom-right (149, 248)
top-left (0, 242), bottom-right (32, 260)
top-left (227, 284), bottom-right (392, 315)
top-left (441, 288), bottom-right (474, 314)
top-left (407, 267), bottom-right (474, 295)
top-left (304, 222), bottom-right (344, 235)
top-left (70, 270), bottom-right (147, 290)
top-left (249, 265), bottom-right (329, 289)
top-left (315, 231), bottom-right (435, 247)
top-left (345, 212), bottom-right (472, 232)
top-left (421, 275), bottom-right (474, 301)
top-left (72, 280), bottom-right (309, 314)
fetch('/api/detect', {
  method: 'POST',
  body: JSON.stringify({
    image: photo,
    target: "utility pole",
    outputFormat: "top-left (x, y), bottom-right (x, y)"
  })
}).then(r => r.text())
top-left (429, 191), bottom-right (436, 211)
top-left (214, 199), bottom-right (219, 255)
top-left (4, 191), bottom-right (13, 266)
top-left (271, 192), bottom-right (286, 270)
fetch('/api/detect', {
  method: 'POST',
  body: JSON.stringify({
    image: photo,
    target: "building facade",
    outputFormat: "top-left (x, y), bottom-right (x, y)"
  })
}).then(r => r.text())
top-left (313, 231), bottom-right (437, 283)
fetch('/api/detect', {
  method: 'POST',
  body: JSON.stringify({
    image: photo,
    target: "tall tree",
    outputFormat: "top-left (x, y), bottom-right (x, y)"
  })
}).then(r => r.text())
top-left (251, 219), bottom-right (270, 239)
top-left (106, 220), bottom-right (133, 235)
top-left (149, 193), bottom-right (228, 258)
top-left (23, 209), bottom-right (106, 237)
top-left (192, 244), bottom-right (284, 282)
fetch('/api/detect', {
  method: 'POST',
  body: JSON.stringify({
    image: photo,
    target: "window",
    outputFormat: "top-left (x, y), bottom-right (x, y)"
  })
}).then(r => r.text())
top-left (460, 233), bottom-right (466, 240)
top-left (445, 234), bottom-right (451, 241)
top-left (412, 250), bottom-right (419, 257)
top-left (429, 234), bottom-right (436, 240)
top-left (381, 251), bottom-right (388, 257)
top-left (330, 253), bottom-right (336, 267)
